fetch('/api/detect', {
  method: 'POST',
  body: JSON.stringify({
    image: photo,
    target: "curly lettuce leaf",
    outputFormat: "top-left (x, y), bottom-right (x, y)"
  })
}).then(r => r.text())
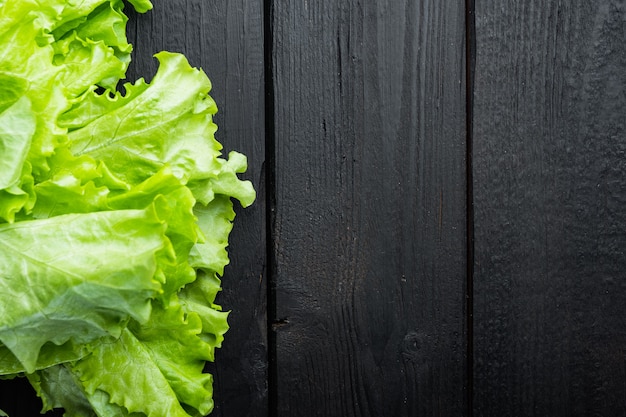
top-left (180, 195), bottom-right (236, 356)
top-left (0, 0), bottom-right (139, 222)
top-left (0, 96), bottom-right (36, 190)
top-left (30, 364), bottom-right (99, 417)
top-left (0, 92), bottom-right (36, 222)
top-left (64, 52), bottom-right (223, 186)
top-left (0, 208), bottom-right (170, 374)
top-left (67, 303), bottom-right (213, 417)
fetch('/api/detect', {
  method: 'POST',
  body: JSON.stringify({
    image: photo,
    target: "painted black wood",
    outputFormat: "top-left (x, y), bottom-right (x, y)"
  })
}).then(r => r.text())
top-left (472, 0), bottom-right (626, 416)
top-left (270, 1), bottom-right (468, 415)
top-left (3, 0), bottom-right (626, 416)
top-left (125, 2), bottom-right (268, 417)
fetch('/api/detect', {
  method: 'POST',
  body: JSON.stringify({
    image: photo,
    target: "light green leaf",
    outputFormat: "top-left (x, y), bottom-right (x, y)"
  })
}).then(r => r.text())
top-left (0, 209), bottom-right (169, 373)
top-left (52, 34), bottom-right (126, 96)
top-left (127, 0), bottom-right (153, 14)
top-left (0, 95), bottom-right (36, 189)
top-left (67, 52), bottom-right (223, 185)
top-left (179, 272), bottom-right (230, 361)
top-left (0, 91), bottom-right (36, 222)
top-left (189, 195), bottom-right (236, 277)
top-left (71, 321), bottom-right (201, 417)
top-left (0, 339), bottom-right (94, 375)
top-left (188, 151), bottom-right (256, 207)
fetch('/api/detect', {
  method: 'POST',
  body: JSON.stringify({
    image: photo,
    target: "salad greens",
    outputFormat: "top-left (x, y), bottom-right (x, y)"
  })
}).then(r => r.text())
top-left (0, 0), bottom-right (254, 415)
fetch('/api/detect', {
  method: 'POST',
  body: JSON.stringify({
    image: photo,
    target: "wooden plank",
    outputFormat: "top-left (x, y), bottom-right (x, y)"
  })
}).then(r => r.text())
top-left (472, 0), bottom-right (626, 415)
top-left (270, 1), bottom-right (468, 415)
top-left (125, 2), bottom-right (268, 416)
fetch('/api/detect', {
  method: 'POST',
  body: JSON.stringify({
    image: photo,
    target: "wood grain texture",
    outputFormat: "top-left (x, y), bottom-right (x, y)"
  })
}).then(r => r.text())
top-left (126, 2), bottom-right (268, 416)
top-left (472, 0), bottom-right (626, 415)
top-left (270, 1), bottom-right (468, 415)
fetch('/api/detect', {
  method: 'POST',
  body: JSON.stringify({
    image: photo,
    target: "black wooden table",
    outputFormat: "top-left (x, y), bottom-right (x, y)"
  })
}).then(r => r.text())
top-left (2, 0), bottom-right (625, 416)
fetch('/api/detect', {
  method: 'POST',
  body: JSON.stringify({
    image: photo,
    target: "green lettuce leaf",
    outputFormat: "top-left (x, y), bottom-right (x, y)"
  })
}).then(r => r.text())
top-left (0, 208), bottom-right (170, 374)
top-left (0, 96), bottom-right (36, 190)
top-left (57, 300), bottom-right (219, 417)
top-left (0, 0), bottom-right (136, 222)
top-left (0, 92), bottom-right (36, 222)
top-left (64, 52), bottom-right (223, 186)
top-left (68, 313), bottom-right (206, 417)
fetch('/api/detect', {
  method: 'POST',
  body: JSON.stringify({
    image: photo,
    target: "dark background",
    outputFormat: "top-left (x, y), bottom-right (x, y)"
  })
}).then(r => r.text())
top-left (2, 0), bottom-right (625, 416)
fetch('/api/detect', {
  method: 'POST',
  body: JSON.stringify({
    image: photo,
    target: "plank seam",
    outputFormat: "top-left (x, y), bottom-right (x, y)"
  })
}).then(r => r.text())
top-left (263, 0), bottom-right (278, 416)
top-left (465, 0), bottom-right (477, 414)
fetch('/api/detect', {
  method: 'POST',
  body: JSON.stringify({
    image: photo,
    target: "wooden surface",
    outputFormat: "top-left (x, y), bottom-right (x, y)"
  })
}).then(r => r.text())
top-left (472, 0), bottom-right (626, 415)
top-left (270, 1), bottom-right (467, 416)
top-left (2, 0), bottom-right (626, 416)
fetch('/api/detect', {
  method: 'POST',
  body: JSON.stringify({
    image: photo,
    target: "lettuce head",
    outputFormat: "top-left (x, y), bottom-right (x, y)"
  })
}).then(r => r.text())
top-left (0, 1), bottom-right (255, 415)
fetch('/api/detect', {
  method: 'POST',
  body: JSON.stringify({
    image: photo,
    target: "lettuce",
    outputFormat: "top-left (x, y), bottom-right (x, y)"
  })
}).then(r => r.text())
top-left (0, 1), bottom-right (254, 415)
